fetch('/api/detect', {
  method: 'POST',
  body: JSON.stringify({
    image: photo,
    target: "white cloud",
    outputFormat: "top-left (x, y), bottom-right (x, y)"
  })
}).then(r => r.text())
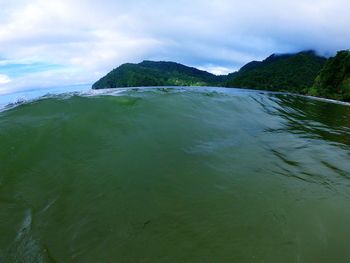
top-left (198, 66), bottom-right (235, 76)
top-left (0, 0), bottom-right (349, 93)
top-left (0, 74), bottom-right (11, 85)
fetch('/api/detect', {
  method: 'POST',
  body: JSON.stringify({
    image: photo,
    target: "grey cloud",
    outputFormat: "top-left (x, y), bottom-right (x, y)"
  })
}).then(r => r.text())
top-left (0, 0), bottom-right (349, 93)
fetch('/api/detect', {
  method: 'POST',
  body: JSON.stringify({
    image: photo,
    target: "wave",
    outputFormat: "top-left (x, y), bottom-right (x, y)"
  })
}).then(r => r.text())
top-left (0, 86), bottom-right (350, 261)
top-left (2, 86), bottom-right (349, 113)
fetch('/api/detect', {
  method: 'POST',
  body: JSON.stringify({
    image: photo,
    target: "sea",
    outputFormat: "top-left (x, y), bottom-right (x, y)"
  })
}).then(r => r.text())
top-left (1, 86), bottom-right (350, 262)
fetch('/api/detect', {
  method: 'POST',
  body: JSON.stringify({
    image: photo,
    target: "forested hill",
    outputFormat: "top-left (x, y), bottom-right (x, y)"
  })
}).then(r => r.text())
top-left (309, 50), bottom-right (350, 102)
top-left (92, 51), bottom-right (350, 102)
top-left (225, 51), bottom-right (327, 93)
top-left (92, 61), bottom-right (225, 89)
top-left (92, 51), bottom-right (327, 93)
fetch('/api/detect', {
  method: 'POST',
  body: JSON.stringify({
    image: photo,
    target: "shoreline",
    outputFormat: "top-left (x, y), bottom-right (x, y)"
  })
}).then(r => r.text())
top-left (92, 85), bottom-right (350, 106)
top-left (1, 86), bottom-right (349, 113)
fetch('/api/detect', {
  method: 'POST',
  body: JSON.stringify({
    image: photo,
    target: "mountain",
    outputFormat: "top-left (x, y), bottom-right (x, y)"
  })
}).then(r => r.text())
top-left (309, 50), bottom-right (350, 102)
top-left (92, 51), bottom-right (350, 101)
top-left (225, 51), bottom-right (327, 93)
top-left (92, 60), bottom-right (225, 89)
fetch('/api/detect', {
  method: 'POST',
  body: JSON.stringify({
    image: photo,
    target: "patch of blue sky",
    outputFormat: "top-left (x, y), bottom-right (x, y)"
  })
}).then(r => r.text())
top-left (0, 61), bottom-right (64, 78)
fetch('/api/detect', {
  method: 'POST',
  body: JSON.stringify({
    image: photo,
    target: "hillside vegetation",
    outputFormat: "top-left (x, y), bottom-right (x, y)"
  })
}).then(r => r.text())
top-left (92, 50), bottom-right (350, 102)
top-left (309, 50), bottom-right (350, 102)
top-left (225, 51), bottom-right (327, 93)
top-left (92, 61), bottom-right (224, 89)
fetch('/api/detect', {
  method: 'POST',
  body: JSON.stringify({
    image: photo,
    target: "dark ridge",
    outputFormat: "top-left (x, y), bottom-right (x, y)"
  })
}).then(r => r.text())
top-left (310, 50), bottom-right (350, 102)
top-left (225, 50), bottom-right (327, 94)
top-left (92, 50), bottom-right (350, 101)
top-left (92, 61), bottom-right (225, 89)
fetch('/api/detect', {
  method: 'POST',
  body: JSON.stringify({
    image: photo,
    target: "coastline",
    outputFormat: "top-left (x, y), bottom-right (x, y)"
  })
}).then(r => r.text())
top-left (1, 86), bottom-right (349, 113)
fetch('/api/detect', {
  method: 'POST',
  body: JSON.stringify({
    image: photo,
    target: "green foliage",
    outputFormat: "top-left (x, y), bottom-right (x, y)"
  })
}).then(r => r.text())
top-left (310, 50), bottom-right (350, 102)
top-left (92, 61), bottom-right (225, 89)
top-left (225, 51), bottom-right (327, 93)
top-left (92, 51), bottom-right (350, 102)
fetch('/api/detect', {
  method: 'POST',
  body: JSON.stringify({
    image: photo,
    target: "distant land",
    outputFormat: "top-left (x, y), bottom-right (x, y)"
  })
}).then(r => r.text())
top-left (92, 60), bottom-right (225, 88)
top-left (310, 51), bottom-right (350, 101)
top-left (92, 50), bottom-right (350, 102)
top-left (226, 51), bottom-right (326, 94)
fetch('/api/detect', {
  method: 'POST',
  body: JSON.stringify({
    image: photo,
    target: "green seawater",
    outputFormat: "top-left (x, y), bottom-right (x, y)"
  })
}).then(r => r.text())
top-left (0, 87), bottom-right (350, 262)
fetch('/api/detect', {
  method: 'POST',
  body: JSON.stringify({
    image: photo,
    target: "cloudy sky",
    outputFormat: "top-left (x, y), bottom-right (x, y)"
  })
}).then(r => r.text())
top-left (0, 0), bottom-right (349, 94)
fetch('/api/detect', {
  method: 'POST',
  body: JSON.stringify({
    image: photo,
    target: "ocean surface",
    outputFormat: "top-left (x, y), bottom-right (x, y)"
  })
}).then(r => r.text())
top-left (0, 87), bottom-right (350, 262)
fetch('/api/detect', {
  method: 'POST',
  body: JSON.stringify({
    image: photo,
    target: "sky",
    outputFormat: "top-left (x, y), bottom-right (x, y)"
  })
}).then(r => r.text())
top-left (0, 0), bottom-right (349, 95)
